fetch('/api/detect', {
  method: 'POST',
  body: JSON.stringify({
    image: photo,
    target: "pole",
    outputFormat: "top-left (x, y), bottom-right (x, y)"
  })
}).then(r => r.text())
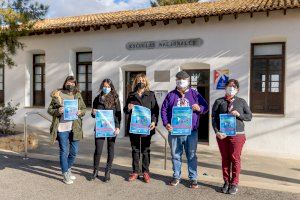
top-left (23, 114), bottom-right (28, 160)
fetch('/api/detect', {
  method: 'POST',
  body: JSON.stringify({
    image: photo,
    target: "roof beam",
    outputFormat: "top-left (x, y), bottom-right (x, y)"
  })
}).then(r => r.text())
top-left (92, 25), bottom-right (100, 31)
top-left (103, 25), bottom-right (111, 30)
top-left (218, 15), bottom-right (223, 21)
top-left (115, 24), bottom-right (122, 29)
top-left (176, 18), bottom-right (183, 24)
top-left (126, 23), bottom-right (133, 28)
top-left (150, 21), bottom-right (157, 26)
top-left (163, 19), bottom-right (169, 25)
top-left (137, 22), bottom-right (145, 27)
top-left (204, 16), bottom-right (209, 22)
top-left (190, 17), bottom-right (196, 24)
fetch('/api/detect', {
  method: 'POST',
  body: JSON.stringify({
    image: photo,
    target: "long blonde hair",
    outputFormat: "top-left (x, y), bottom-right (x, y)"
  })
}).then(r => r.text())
top-left (132, 73), bottom-right (150, 92)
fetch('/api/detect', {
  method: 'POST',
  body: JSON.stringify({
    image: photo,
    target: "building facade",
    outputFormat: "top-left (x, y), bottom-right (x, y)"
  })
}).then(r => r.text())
top-left (5, 1), bottom-right (300, 158)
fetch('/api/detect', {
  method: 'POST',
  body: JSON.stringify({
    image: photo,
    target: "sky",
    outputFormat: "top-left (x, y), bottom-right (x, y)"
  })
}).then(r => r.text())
top-left (38, 0), bottom-right (212, 19)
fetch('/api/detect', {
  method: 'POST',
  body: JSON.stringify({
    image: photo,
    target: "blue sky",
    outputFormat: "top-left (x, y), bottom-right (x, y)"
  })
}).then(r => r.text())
top-left (39, 0), bottom-right (151, 18)
top-left (38, 0), bottom-right (212, 19)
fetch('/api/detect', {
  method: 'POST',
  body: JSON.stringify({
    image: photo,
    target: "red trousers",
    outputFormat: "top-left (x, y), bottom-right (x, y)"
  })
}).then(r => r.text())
top-left (217, 134), bottom-right (246, 185)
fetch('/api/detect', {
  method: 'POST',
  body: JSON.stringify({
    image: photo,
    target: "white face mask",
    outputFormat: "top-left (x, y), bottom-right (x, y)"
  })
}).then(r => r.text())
top-left (176, 79), bottom-right (189, 89)
top-left (226, 86), bottom-right (238, 96)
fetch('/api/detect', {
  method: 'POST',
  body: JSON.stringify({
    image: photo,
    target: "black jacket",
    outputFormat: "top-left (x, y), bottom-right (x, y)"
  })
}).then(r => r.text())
top-left (91, 93), bottom-right (122, 128)
top-left (123, 90), bottom-right (159, 135)
top-left (212, 96), bottom-right (252, 133)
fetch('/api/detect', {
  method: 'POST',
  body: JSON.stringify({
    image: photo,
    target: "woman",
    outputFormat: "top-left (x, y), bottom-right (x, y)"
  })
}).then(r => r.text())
top-left (90, 79), bottom-right (121, 182)
top-left (212, 79), bottom-right (252, 195)
top-left (123, 73), bottom-right (159, 183)
top-left (48, 76), bottom-right (86, 184)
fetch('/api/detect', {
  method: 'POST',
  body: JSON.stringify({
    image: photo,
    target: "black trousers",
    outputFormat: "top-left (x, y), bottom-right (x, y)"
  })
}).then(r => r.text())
top-left (93, 137), bottom-right (116, 171)
top-left (129, 134), bottom-right (152, 173)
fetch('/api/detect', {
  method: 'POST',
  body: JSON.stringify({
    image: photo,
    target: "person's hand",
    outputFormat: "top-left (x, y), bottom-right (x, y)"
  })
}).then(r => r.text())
top-left (59, 107), bottom-right (64, 114)
top-left (192, 104), bottom-right (201, 112)
top-left (92, 109), bottom-right (97, 115)
top-left (216, 132), bottom-right (227, 140)
top-left (231, 110), bottom-right (240, 117)
top-left (165, 123), bottom-right (173, 132)
top-left (149, 122), bottom-right (156, 131)
top-left (114, 128), bottom-right (120, 135)
top-left (77, 110), bottom-right (82, 116)
top-left (128, 103), bottom-right (134, 111)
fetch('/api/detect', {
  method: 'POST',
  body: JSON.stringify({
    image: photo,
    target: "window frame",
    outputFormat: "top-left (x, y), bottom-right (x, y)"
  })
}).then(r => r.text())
top-left (33, 54), bottom-right (45, 107)
top-left (76, 52), bottom-right (92, 107)
top-left (250, 42), bottom-right (285, 114)
top-left (0, 65), bottom-right (4, 105)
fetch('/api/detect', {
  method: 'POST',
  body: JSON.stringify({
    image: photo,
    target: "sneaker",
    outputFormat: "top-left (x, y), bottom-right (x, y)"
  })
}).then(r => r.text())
top-left (169, 178), bottom-right (180, 186)
top-left (143, 172), bottom-right (150, 183)
top-left (221, 182), bottom-right (230, 194)
top-left (189, 180), bottom-right (199, 189)
top-left (128, 173), bottom-right (139, 182)
top-left (228, 184), bottom-right (238, 195)
top-left (68, 169), bottom-right (76, 180)
top-left (63, 172), bottom-right (73, 184)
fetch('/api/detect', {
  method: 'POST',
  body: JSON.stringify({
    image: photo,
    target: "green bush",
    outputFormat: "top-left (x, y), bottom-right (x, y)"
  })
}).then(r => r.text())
top-left (0, 101), bottom-right (19, 134)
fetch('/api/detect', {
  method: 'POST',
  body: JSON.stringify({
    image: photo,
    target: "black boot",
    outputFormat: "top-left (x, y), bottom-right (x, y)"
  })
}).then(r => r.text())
top-left (89, 169), bottom-right (99, 181)
top-left (103, 167), bottom-right (111, 182)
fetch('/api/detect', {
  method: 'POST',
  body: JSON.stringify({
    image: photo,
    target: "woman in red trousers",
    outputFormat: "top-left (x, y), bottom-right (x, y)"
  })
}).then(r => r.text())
top-left (212, 79), bottom-right (252, 195)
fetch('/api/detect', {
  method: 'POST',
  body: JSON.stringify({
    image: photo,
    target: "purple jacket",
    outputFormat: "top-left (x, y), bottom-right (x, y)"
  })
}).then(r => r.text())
top-left (161, 88), bottom-right (209, 131)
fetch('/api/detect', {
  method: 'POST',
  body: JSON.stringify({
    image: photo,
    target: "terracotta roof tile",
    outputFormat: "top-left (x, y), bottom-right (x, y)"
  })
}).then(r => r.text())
top-left (32, 0), bottom-right (300, 33)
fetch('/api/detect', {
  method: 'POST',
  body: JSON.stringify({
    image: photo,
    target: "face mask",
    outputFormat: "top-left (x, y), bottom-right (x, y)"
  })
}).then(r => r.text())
top-left (66, 85), bottom-right (76, 92)
top-left (176, 79), bottom-right (189, 89)
top-left (226, 86), bottom-right (238, 96)
top-left (137, 82), bottom-right (145, 90)
top-left (102, 87), bottom-right (111, 94)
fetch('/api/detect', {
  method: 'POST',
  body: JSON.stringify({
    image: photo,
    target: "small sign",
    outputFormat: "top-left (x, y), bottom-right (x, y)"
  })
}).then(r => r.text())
top-left (171, 106), bottom-right (193, 136)
top-left (95, 110), bottom-right (116, 138)
top-left (126, 38), bottom-right (203, 50)
top-left (63, 99), bottom-right (78, 121)
top-left (129, 105), bottom-right (151, 135)
top-left (214, 69), bottom-right (229, 90)
top-left (220, 114), bottom-right (236, 136)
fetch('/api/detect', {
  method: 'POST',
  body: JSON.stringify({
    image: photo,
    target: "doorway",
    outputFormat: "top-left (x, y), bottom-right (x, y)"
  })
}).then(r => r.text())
top-left (124, 71), bottom-right (146, 136)
top-left (185, 69), bottom-right (210, 142)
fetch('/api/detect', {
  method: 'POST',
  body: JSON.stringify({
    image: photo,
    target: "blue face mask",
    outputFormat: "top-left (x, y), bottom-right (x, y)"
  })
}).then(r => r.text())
top-left (102, 87), bottom-right (111, 94)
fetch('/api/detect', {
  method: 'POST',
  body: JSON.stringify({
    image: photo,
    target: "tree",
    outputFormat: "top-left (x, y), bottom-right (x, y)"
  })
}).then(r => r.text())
top-left (150, 0), bottom-right (200, 7)
top-left (0, 0), bottom-right (48, 68)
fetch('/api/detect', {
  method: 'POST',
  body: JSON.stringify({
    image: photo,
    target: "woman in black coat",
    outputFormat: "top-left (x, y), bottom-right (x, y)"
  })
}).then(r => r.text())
top-left (90, 79), bottom-right (121, 182)
top-left (123, 73), bottom-right (159, 183)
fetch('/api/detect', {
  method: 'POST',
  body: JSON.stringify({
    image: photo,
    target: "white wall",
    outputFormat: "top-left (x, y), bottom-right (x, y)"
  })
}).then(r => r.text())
top-left (8, 9), bottom-right (300, 158)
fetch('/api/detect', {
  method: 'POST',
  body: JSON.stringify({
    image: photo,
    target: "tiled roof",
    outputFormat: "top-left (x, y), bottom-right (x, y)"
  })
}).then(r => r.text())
top-left (32, 0), bottom-right (300, 33)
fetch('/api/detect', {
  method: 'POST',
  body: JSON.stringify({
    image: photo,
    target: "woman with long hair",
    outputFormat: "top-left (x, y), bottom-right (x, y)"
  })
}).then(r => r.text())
top-left (48, 76), bottom-right (86, 184)
top-left (123, 73), bottom-right (159, 183)
top-left (89, 79), bottom-right (121, 182)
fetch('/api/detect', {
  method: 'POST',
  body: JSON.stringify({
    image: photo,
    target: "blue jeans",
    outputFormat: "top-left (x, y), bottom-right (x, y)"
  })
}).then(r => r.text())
top-left (57, 131), bottom-right (79, 173)
top-left (168, 130), bottom-right (198, 181)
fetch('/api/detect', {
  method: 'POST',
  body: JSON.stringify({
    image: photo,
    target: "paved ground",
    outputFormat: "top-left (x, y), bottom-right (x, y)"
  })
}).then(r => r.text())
top-left (1, 154), bottom-right (300, 200)
top-left (1, 126), bottom-right (300, 200)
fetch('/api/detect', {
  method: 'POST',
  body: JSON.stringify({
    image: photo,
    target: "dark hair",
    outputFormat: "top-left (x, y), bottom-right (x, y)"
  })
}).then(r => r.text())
top-left (62, 76), bottom-right (79, 94)
top-left (225, 79), bottom-right (240, 89)
top-left (100, 78), bottom-right (119, 108)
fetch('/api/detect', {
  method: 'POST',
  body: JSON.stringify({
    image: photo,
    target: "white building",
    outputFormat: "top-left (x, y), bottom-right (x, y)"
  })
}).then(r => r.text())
top-left (5, 0), bottom-right (300, 158)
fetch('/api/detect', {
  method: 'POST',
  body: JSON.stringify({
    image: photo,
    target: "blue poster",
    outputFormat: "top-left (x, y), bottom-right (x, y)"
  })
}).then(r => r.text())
top-left (171, 106), bottom-right (193, 135)
top-left (63, 99), bottom-right (78, 121)
top-left (220, 114), bottom-right (237, 136)
top-left (95, 110), bottom-right (115, 138)
top-left (129, 105), bottom-right (151, 135)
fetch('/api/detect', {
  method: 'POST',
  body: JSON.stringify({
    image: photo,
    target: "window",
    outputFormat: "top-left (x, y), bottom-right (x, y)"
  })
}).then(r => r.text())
top-left (0, 66), bottom-right (4, 104)
top-left (33, 54), bottom-right (45, 106)
top-left (76, 52), bottom-right (92, 107)
top-left (250, 43), bottom-right (285, 114)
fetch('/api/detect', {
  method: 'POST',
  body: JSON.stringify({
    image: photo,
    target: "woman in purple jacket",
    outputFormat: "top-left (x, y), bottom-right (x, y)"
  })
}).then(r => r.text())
top-left (161, 71), bottom-right (208, 189)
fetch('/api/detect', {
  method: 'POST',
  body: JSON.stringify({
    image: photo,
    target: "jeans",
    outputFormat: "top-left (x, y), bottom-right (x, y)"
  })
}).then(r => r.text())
top-left (217, 134), bottom-right (246, 185)
top-left (57, 131), bottom-right (79, 173)
top-left (93, 137), bottom-right (116, 171)
top-left (168, 130), bottom-right (198, 181)
top-left (129, 133), bottom-right (152, 173)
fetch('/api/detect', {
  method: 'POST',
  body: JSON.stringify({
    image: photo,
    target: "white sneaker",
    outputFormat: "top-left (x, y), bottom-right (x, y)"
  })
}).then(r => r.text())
top-left (63, 172), bottom-right (74, 184)
top-left (68, 169), bottom-right (76, 180)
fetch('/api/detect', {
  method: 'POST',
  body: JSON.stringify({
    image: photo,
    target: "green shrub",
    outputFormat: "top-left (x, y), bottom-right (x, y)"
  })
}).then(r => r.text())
top-left (0, 101), bottom-right (19, 134)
